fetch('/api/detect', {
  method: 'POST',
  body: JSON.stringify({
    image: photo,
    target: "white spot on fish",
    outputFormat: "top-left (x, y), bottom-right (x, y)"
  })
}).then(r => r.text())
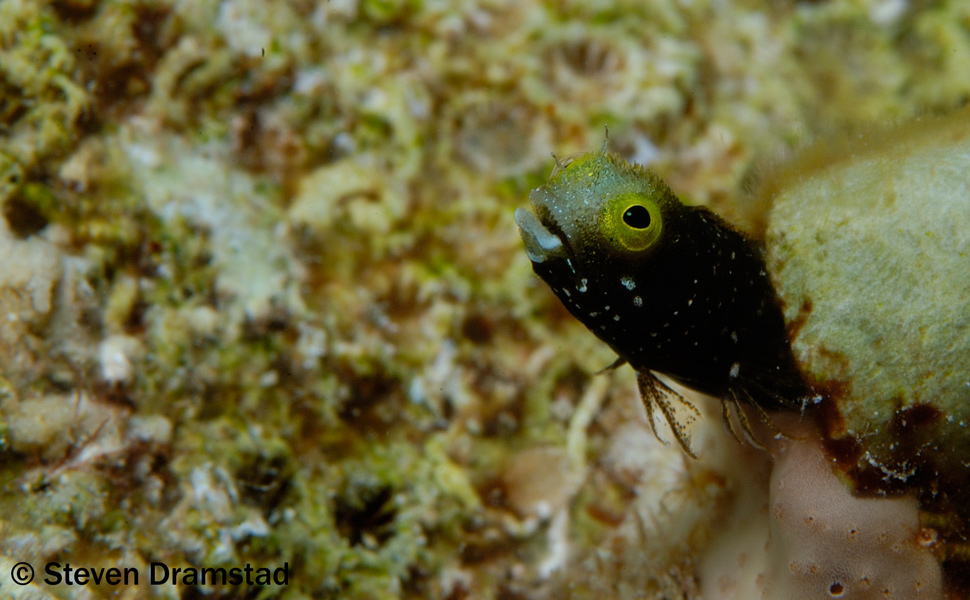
top-left (729, 362), bottom-right (740, 378)
top-left (731, 330), bottom-right (738, 343)
top-left (633, 296), bottom-right (643, 307)
top-left (620, 277), bottom-right (636, 290)
top-left (562, 289), bottom-right (570, 297)
top-left (613, 315), bottom-right (620, 321)
top-left (578, 278), bottom-right (588, 292)
top-left (589, 311), bottom-right (599, 317)
top-left (604, 305), bottom-right (610, 311)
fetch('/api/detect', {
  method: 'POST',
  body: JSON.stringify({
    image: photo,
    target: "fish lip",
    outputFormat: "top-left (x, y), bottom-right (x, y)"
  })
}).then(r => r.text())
top-left (514, 205), bottom-right (566, 264)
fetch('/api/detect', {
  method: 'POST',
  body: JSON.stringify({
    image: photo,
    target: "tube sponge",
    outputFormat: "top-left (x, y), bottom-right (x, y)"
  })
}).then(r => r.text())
top-left (765, 435), bottom-right (942, 598)
top-left (699, 415), bottom-right (942, 599)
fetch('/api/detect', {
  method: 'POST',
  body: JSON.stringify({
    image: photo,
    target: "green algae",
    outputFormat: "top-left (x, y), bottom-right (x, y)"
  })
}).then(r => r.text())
top-left (0, 0), bottom-right (89, 168)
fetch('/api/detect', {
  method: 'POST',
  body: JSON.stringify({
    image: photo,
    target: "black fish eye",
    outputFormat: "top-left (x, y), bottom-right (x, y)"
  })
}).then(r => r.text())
top-left (601, 193), bottom-right (663, 253)
top-left (623, 205), bottom-right (651, 229)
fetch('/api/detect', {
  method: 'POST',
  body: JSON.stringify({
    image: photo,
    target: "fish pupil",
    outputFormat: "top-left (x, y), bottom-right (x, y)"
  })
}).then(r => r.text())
top-left (623, 205), bottom-right (651, 229)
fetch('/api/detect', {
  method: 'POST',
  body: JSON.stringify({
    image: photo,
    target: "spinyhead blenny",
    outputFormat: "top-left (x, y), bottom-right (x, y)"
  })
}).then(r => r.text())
top-left (515, 148), bottom-right (806, 456)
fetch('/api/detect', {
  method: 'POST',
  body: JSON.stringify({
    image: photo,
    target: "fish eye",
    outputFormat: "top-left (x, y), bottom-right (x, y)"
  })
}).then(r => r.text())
top-left (601, 193), bottom-right (663, 253)
top-left (623, 205), bottom-right (651, 229)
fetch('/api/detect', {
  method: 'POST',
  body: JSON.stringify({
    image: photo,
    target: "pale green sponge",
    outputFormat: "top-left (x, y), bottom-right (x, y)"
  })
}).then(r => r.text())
top-left (765, 110), bottom-right (970, 524)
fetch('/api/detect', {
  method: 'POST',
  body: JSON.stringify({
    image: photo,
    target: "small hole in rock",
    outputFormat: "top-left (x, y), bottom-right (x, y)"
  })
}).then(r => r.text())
top-left (334, 485), bottom-right (397, 548)
top-left (3, 198), bottom-right (49, 238)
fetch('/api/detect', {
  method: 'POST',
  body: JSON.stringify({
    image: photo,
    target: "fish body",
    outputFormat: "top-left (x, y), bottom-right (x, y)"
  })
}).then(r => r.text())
top-left (515, 150), bottom-right (806, 454)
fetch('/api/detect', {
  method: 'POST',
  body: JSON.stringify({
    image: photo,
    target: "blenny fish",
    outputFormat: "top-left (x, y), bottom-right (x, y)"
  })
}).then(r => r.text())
top-left (515, 146), bottom-right (807, 456)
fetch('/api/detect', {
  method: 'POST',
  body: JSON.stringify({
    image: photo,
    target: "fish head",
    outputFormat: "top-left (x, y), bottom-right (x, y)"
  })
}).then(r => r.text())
top-left (515, 151), bottom-right (682, 302)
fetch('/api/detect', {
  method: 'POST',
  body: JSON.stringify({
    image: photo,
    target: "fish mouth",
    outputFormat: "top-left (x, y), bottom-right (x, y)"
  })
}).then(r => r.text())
top-left (514, 206), bottom-right (566, 264)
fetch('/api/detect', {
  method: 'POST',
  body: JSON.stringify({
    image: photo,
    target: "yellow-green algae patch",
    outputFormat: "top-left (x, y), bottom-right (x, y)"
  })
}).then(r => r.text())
top-left (0, 0), bottom-right (88, 167)
top-left (3, 0), bottom-right (970, 598)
